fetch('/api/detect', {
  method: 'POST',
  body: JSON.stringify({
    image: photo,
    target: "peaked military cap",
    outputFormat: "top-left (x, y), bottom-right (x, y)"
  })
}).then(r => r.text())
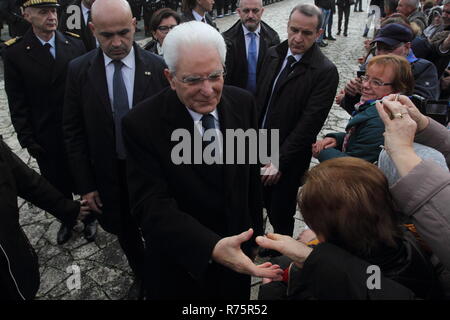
top-left (22, 0), bottom-right (60, 8)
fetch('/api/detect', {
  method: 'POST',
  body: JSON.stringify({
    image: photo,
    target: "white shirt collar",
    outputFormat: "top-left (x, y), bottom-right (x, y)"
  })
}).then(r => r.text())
top-left (81, 2), bottom-right (90, 16)
top-left (242, 24), bottom-right (261, 37)
top-left (36, 33), bottom-right (56, 48)
top-left (103, 46), bottom-right (135, 69)
top-left (192, 9), bottom-right (206, 22)
top-left (186, 107), bottom-right (219, 123)
top-left (286, 48), bottom-right (302, 63)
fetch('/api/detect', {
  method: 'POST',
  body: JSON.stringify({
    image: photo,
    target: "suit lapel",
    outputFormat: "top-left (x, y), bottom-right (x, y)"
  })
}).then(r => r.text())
top-left (132, 44), bottom-right (154, 106)
top-left (87, 49), bottom-right (113, 119)
top-left (24, 30), bottom-right (54, 69)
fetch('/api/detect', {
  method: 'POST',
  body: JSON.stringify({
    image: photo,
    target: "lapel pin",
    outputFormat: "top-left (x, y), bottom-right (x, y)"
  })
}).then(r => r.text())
top-left (145, 71), bottom-right (151, 76)
top-left (26, 46), bottom-right (31, 50)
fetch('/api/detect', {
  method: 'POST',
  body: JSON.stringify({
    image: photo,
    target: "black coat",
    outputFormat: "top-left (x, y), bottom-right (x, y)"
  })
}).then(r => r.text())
top-left (63, 43), bottom-right (168, 234)
top-left (122, 86), bottom-right (264, 299)
top-left (3, 29), bottom-right (86, 195)
top-left (0, 138), bottom-right (79, 300)
top-left (181, 10), bottom-right (219, 31)
top-left (256, 41), bottom-right (339, 179)
top-left (59, 0), bottom-right (97, 52)
top-left (222, 20), bottom-right (280, 90)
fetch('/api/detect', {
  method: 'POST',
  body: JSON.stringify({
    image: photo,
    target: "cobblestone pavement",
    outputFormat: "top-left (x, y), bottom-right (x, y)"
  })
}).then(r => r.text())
top-left (0, 0), bottom-right (369, 300)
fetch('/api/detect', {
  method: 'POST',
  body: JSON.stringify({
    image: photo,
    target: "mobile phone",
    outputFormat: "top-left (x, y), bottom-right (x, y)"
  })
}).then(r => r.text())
top-left (356, 70), bottom-right (365, 78)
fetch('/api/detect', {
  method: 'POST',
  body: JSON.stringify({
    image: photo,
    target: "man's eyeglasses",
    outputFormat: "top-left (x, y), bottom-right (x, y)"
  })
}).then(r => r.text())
top-left (157, 25), bottom-right (177, 32)
top-left (174, 70), bottom-right (226, 85)
top-left (241, 8), bottom-right (261, 14)
top-left (360, 75), bottom-right (393, 87)
top-left (375, 42), bottom-right (404, 52)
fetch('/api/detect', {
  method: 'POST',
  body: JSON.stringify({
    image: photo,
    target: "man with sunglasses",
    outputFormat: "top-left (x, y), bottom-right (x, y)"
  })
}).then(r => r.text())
top-left (122, 21), bottom-right (283, 299)
top-left (222, 0), bottom-right (280, 95)
top-left (340, 23), bottom-right (439, 114)
top-left (62, 0), bottom-right (168, 298)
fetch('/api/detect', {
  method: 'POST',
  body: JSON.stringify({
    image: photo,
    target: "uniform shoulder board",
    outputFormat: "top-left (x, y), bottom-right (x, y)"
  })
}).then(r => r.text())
top-left (65, 32), bottom-right (81, 38)
top-left (4, 37), bottom-right (22, 47)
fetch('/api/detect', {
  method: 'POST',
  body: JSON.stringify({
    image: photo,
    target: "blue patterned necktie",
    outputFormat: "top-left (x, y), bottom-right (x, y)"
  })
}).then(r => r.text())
top-left (201, 113), bottom-right (218, 157)
top-left (113, 60), bottom-right (130, 159)
top-left (246, 32), bottom-right (257, 94)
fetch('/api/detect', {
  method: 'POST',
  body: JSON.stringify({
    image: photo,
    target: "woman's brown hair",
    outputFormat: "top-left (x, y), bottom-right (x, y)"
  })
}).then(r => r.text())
top-left (299, 157), bottom-right (402, 258)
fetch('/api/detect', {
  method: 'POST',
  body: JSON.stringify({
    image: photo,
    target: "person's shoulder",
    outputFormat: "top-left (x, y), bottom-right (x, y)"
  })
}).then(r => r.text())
top-left (137, 46), bottom-right (166, 66)
top-left (129, 87), bottom-right (171, 119)
top-left (260, 20), bottom-right (279, 38)
top-left (222, 20), bottom-right (241, 38)
top-left (3, 36), bottom-right (23, 55)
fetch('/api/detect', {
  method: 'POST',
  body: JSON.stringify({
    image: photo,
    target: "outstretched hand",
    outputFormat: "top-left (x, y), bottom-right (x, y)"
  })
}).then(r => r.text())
top-left (256, 233), bottom-right (313, 268)
top-left (212, 229), bottom-right (284, 281)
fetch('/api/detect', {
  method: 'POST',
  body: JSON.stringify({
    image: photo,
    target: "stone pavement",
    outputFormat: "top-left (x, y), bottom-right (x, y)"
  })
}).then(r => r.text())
top-left (0, 0), bottom-right (369, 300)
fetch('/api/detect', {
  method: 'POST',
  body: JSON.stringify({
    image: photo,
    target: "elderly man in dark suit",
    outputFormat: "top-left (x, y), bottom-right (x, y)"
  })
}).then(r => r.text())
top-left (256, 4), bottom-right (339, 250)
top-left (59, 0), bottom-right (97, 51)
top-left (63, 0), bottom-right (168, 294)
top-left (222, 0), bottom-right (279, 94)
top-left (122, 21), bottom-right (283, 299)
top-left (3, 0), bottom-right (87, 245)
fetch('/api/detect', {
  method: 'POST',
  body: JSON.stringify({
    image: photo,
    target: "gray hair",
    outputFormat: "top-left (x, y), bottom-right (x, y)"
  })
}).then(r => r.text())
top-left (237, 0), bottom-right (263, 7)
top-left (162, 21), bottom-right (226, 72)
top-left (289, 4), bottom-right (323, 31)
top-left (403, 0), bottom-right (420, 8)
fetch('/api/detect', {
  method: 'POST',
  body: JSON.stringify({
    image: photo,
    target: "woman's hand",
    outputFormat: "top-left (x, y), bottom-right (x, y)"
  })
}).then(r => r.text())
top-left (382, 94), bottom-right (429, 132)
top-left (312, 137), bottom-right (337, 158)
top-left (256, 233), bottom-right (313, 268)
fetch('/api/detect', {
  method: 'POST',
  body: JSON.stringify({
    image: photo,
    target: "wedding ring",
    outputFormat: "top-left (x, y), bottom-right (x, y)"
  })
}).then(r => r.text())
top-left (393, 113), bottom-right (403, 119)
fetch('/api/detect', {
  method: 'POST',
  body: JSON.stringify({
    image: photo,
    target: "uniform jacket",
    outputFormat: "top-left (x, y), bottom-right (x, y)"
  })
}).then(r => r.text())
top-left (63, 43), bottom-right (168, 234)
top-left (122, 86), bottom-right (263, 299)
top-left (222, 20), bottom-right (280, 90)
top-left (59, 0), bottom-right (97, 52)
top-left (0, 138), bottom-right (79, 300)
top-left (318, 101), bottom-right (385, 163)
top-left (256, 40), bottom-right (339, 179)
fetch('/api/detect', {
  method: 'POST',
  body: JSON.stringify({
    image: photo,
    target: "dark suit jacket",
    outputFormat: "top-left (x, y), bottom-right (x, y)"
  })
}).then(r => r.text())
top-left (181, 10), bottom-right (219, 31)
top-left (63, 43), bottom-right (168, 234)
top-left (256, 41), bottom-right (339, 181)
top-left (222, 20), bottom-right (280, 90)
top-left (122, 86), bottom-right (263, 299)
top-left (3, 29), bottom-right (86, 194)
top-left (59, 0), bottom-right (97, 51)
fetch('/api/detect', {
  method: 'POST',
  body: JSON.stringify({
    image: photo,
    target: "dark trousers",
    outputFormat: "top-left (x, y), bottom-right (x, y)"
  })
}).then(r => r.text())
top-left (262, 172), bottom-right (300, 237)
top-left (327, 10), bottom-right (334, 36)
top-left (338, 5), bottom-right (350, 33)
top-left (354, 0), bottom-right (362, 11)
top-left (116, 159), bottom-right (145, 280)
top-left (216, 0), bottom-right (225, 15)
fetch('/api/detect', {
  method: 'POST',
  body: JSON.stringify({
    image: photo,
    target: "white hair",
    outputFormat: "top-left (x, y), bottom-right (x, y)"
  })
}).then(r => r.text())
top-left (162, 21), bottom-right (226, 72)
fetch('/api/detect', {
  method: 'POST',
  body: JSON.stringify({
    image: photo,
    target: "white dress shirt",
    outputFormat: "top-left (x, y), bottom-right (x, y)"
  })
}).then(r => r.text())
top-left (36, 33), bottom-right (56, 58)
top-left (242, 24), bottom-right (261, 60)
top-left (192, 9), bottom-right (206, 22)
top-left (186, 107), bottom-right (223, 156)
top-left (81, 2), bottom-right (99, 47)
top-left (104, 47), bottom-right (136, 110)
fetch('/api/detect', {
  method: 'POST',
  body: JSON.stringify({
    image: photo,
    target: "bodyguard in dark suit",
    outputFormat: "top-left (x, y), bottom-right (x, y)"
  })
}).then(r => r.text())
top-left (123, 21), bottom-right (283, 299)
top-left (63, 0), bottom-right (167, 286)
top-left (3, 0), bottom-right (87, 245)
top-left (256, 4), bottom-right (339, 241)
top-left (181, 0), bottom-right (219, 31)
top-left (222, 0), bottom-right (280, 94)
top-left (59, 0), bottom-right (97, 51)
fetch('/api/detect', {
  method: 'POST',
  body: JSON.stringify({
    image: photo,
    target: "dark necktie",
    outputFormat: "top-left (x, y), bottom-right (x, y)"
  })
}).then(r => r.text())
top-left (201, 113), bottom-right (218, 157)
top-left (201, 17), bottom-right (206, 23)
top-left (43, 43), bottom-right (55, 65)
top-left (113, 60), bottom-right (130, 159)
top-left (87, 10), bottom-right (92, 24)
top-left (246, 32), bottom-right (257, 94)
top-left (261, 55), bottom-right (297, 128)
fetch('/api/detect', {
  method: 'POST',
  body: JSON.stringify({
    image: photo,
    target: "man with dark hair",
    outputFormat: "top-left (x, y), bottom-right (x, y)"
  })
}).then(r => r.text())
top-left (256, 4), bottom-right (339, 248)
top-left (3, 0), bottom-right (87, 245)
top-left (181, 0), bottom-right (218, 30)
top-left (222, 0), bottom-right (280, 94)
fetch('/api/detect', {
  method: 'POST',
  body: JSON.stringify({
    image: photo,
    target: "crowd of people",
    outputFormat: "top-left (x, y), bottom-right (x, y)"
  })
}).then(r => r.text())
top-left (0, 0), bottom-right (449, 301)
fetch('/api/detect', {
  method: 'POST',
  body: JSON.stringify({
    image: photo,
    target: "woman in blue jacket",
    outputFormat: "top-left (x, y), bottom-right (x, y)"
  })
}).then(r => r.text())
top-left (312, 55), bottom-right (414, 163)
